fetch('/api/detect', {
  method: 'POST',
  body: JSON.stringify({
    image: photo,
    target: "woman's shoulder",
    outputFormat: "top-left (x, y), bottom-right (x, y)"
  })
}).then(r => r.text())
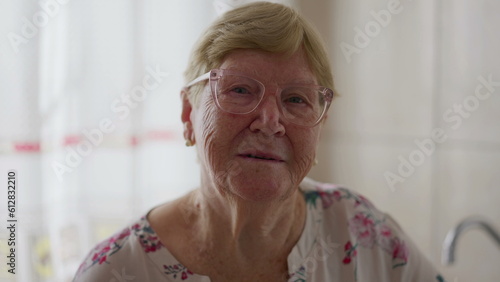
top-left (299, 177), bottom-right (377, 214)
top-left (298, 177), bottom-right (446, 281)
top-left (73, 216), bottom-right (168, 281)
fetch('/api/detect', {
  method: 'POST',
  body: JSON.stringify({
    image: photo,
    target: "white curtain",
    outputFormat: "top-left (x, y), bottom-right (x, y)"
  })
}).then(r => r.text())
top-left (1, 1), bottom-right (211, 281)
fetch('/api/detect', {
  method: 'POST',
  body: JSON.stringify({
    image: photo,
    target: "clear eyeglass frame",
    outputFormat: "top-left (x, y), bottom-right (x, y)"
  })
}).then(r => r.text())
top-left (185, 69), bottom-right (334, 127)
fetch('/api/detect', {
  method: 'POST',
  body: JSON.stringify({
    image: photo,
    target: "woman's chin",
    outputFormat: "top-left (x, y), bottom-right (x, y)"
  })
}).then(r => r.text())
top-left (226, 175), bottom-right (295, 203)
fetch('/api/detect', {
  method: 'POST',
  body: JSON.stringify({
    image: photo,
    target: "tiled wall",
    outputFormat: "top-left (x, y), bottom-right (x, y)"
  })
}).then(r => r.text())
top-left (303, 0), bottom-right (500, 281)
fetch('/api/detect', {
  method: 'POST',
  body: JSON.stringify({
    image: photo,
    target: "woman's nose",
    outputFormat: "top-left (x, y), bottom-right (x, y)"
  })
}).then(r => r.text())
top-left (249, 92), bottom-right (286, 136)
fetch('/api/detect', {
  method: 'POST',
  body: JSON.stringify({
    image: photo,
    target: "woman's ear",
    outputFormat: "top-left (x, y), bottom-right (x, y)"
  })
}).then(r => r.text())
top-left (181, 88), bottom-right (192, 123)
top-left (181, 88), bottom-right (195, 146)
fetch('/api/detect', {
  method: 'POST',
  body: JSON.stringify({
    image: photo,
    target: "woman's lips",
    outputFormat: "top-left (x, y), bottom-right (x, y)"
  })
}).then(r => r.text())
top-left (238, 151), bottom-right (285, 162)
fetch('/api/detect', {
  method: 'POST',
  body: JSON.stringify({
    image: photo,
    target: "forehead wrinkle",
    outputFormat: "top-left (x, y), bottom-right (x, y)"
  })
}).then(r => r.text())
top-left (220, 50), bottom-right (318, 86)
top-left (223, 66), bottom-right (317, 87)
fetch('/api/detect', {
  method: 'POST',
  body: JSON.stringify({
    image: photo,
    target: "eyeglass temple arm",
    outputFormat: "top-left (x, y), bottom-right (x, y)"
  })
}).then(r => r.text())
top-left (185, 71), bottom-right (211, 88)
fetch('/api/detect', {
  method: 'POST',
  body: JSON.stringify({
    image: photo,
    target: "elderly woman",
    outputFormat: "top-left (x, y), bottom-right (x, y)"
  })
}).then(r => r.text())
top-left (74, 2), bottom-right (445, 281)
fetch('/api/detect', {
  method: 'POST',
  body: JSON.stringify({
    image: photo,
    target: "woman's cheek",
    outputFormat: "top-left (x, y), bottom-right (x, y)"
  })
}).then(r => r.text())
top-left (292, 130), bottom-right (320, 179)
top-left (295, 152), bottom-right (314, 179)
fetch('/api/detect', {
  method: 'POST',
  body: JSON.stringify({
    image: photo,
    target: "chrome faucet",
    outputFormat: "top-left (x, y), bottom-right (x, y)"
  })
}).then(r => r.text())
top-left (441, 217), bottom-right (500, 265)
top-left (442, 217), bottom-right (500, 265)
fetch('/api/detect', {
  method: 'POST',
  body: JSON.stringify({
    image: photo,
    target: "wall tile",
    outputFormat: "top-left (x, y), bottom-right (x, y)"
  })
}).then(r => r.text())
top-left (434, 146), bottom-right (500, 281)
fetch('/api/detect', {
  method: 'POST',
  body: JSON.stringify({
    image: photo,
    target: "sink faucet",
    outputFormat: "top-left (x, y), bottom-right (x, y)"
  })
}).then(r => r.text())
top-left (442, 217), bottom-right (500, 265)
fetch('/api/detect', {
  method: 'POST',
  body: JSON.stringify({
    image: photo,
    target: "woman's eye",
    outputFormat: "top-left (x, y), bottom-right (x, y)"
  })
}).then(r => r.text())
top-left (231, 87), bottom-right (250, 94)
top-left (287, 96), bottom-right (305, 104)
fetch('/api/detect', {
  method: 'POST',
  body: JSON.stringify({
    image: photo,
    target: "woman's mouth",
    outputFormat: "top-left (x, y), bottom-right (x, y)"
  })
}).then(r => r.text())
top-left (238, 152), bottom-right (285, 162)
top-left (246, 154), bottom-right (276, 161)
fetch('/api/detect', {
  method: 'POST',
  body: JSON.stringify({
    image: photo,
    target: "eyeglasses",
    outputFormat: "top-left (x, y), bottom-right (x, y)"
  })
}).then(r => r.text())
top-left (185, 69), bottom-right (334, 127)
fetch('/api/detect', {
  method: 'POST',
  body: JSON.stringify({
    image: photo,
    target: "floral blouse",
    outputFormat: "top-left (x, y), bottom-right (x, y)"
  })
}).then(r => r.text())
top-left (73, 178), bottom-right (446, 281)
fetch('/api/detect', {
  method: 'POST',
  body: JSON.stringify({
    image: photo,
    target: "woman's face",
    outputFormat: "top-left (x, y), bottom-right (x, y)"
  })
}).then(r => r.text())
top-left (185, 49), bottom-right (324, 202)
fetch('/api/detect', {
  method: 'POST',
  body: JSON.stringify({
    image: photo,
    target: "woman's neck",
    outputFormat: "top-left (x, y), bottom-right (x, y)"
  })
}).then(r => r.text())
top-left (188, 183), bottom-right (306, 263)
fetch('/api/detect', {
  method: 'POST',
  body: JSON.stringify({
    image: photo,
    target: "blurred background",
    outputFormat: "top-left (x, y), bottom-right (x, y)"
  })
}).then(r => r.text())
top-left (0, 0), bottom-right (499, 281)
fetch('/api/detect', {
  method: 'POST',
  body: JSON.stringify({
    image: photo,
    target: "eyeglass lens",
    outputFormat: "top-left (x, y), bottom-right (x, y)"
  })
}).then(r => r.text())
top-left (214, 73), bottom-right (327, 126)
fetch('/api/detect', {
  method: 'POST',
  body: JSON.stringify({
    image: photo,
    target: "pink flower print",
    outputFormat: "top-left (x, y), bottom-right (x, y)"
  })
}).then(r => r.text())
top-left (98, 255), bottom-right (107, 264)
top-left (77, 219), bottom-right (151, 276)
top-left (138, 232), bottom-right (163, 253)
top-left (318, 189), bottom-right (344, 209)
top-left (147, 235), bottom-right (158, 241)
top-left (377, 224), bottom-right (394, 253)
top-left (117, 228), bottom-right (131, 240)
top-left (349, 213), bottom-right (376, 247)
top-left (342, 240), bottom-right (357, 265)
top-left (144, 245), bottom-right (160, 253)
top-left (164, 264), bottom-right (194, 279)
top-left (182, 270), bottom-right (194, 280)
top-left (379, 225), bottom-right (392, 238)
top-left (342, 256), bottom-right (352, 264)
top-left (355, 194), bottom-right (374, 208)
top-left (344, 241), bottom-right (352, 251)
top-left (100, 245), bottom-right (111, 255)
top-left (319, 191), bottom-right (334, 209)
top-left (354, 199), bottom-right (361, 207)
top-left (392, 238), bottom-right (409, 263)
top-left (332, 190), bottom-right (342, 201)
